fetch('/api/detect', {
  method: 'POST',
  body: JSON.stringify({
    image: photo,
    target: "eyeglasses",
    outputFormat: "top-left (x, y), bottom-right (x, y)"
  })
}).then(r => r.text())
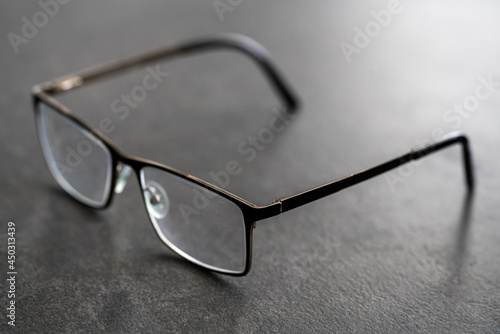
top-left (32, 33), bottom-right (474, 276)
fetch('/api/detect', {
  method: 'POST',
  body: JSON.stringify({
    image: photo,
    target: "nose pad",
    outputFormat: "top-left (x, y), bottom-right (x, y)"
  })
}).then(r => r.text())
top-left (143, 181), bottom-right (169, 219)
top-left (114, 164), bottom-right (132, 194)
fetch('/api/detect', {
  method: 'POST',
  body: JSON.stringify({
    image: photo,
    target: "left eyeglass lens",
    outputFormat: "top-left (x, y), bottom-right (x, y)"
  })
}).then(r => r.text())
top-left (36, 101), bottom-right (113, 207)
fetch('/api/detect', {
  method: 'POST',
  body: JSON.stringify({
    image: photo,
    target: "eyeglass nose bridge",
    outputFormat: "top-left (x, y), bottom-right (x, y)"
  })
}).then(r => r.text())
top-left (113, 162), bottom-right (170, 220)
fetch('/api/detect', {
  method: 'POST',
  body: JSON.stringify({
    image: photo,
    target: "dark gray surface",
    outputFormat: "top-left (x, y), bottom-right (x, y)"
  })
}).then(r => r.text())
top-left (1, 1), bottom-right (500, 333)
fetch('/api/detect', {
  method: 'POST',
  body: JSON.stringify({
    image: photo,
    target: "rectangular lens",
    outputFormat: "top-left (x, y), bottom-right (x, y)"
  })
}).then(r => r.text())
top-left (140, 166), bottom-right (246, 274)
top-left (36, 101), bottom-right (113, 208)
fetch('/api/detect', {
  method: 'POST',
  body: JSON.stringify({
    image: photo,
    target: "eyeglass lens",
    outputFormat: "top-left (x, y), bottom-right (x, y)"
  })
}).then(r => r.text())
top-left (36, 102), bottom-right (113, 208)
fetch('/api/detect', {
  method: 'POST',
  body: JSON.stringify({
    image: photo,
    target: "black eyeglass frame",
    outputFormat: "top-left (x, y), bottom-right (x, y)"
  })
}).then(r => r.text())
top-left (32, 33), bottom-right (475, 276)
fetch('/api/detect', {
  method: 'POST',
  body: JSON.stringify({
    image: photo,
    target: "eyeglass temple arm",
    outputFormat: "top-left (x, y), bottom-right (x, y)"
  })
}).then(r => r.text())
top-left (274, 132), bottom-right (474, 214)
top-left (34, 33), bottom-right (299, 112)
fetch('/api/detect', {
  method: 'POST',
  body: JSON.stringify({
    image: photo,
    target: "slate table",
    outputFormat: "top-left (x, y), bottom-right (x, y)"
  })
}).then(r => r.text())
top-left (1, 1), bottom-right (499, 333)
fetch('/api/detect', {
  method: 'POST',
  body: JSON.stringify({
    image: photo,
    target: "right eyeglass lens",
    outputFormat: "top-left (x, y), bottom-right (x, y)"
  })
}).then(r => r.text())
top-left (140, 166), bottom-right (247, 274)
top-left (36, 101), bottom-right (113, 208)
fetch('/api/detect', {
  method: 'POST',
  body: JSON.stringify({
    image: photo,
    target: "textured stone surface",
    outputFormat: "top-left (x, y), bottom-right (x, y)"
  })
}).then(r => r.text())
top-left (1, 1), bottom-right (499, 332)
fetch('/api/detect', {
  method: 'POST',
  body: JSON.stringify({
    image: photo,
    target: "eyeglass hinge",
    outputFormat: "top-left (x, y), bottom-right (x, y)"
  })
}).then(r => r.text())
top-left (54, 75), bottom-right (84, 92)
top-left (34, 76), bottom-right (84, 95)
top-left (272, 199), bottom-right (283, 214)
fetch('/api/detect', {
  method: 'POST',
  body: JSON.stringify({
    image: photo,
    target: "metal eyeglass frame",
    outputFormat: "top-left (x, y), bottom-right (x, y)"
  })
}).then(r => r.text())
top-left (32, 33), bottom-right (475, 276)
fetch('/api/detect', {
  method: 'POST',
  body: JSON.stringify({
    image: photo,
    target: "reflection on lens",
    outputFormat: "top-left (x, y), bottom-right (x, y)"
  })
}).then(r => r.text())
top-left (36, 101), bottom-right (113, 207)
top-left (140, 166), bottom-right (246, 274)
